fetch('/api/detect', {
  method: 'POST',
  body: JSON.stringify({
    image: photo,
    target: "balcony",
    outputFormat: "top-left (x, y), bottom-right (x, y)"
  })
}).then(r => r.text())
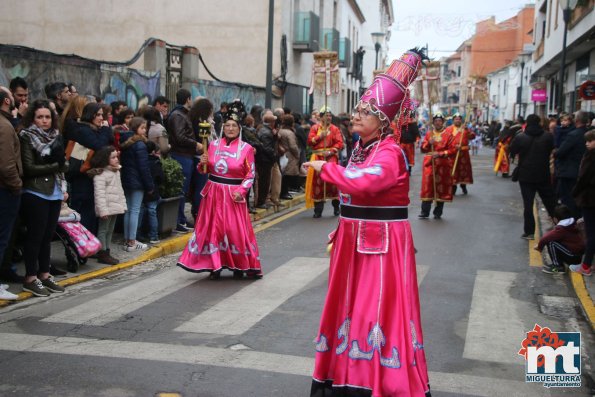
top-left (339, 38), bottom-right (351, 68)
top-left (293, 11), bottom-right (319, 52)
top-left (320, 28), bottom-right (340, 53)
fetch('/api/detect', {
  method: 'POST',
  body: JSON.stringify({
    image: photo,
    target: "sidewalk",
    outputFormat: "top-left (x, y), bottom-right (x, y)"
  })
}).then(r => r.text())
top-left (536, 200), bottom-right (595, 331)
top-left (0, 193), bottom-right (306, 307)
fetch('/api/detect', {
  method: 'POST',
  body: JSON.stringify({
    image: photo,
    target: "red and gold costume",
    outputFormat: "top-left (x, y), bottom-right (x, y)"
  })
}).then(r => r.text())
top-left (394, 118), bottom-right (420, 168)
top-left (420, 128), bottom-right (456, 202)
top-left (305, 123), bottom-right (343, 207)
top-left (448, 125), bottom-right (475, 185)
top-left (494, 135), bottom-right (512, 175)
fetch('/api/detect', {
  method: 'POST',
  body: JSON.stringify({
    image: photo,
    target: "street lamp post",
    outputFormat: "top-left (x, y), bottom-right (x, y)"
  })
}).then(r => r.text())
top-left (264, 0), bottom-right (274, 109)
top-left (518, 59), bottom-right (526, 118)
top-left (371, 32), bottom-right (385, 70)
top-left (487, 79), bottom-right (492, 122)
top-left (557, 0), bottom-right (577, 113)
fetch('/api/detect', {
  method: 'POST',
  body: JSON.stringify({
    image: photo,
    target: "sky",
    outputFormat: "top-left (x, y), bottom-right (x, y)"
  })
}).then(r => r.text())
top-left (387, 0), bottom-right (535, 61)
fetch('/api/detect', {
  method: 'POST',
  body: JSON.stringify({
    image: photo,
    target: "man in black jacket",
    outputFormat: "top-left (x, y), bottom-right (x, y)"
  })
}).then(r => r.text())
top-left (555, 111), bottom-right (588, 218)
top-left (167, 89), bottom-right (203, 232)
top-left (509, 114), bottom-right (557, 239)
top-left (255, 112), bottom-right (277, 209)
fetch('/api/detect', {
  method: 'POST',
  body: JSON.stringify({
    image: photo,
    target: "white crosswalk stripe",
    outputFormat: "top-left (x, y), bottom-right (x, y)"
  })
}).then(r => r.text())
top-left (175, 257), bottom-right (328, 335)
top-left (463, 270), bottom-right (532, 365)
top-left (0, 332), bottom-right (550, 396)
top-left (41, 268), bottom-right (198, 326)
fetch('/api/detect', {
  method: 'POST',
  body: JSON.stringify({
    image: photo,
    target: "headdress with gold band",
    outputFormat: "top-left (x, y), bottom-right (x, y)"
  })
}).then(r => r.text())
top-left (222, 100), bottom-right (246, 126)
top-left (357, 47), bottom-right (428, 141)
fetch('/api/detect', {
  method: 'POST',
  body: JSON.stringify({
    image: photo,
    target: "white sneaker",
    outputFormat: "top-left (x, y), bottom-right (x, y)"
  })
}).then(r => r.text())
top-left (0, 285), bottom-right (18, 300)
top-left (125, 241), bottom-right (148, 252)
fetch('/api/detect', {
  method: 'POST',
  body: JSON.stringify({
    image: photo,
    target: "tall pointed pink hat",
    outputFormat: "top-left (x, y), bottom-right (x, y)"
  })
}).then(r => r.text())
top-left (359, 48), bottom-right (427, 129)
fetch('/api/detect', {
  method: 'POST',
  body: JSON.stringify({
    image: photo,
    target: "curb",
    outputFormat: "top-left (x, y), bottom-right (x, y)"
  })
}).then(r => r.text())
top-left (0, 194), bottom-right (306, 308)
top-left (570, 272), bottom-right (595, 332)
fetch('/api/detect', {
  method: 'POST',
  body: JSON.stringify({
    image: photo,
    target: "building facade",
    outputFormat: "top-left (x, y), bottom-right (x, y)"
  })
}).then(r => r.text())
top-left (0, 0), bottom-right (393, 115)
top-left (531, 0), bottom-right (595, 115)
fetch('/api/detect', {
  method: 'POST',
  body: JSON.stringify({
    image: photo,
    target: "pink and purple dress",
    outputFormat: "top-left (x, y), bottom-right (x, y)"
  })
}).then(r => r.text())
top-left (311, 136), bottom-right (431, 397)
top-left (177, 137), bottom-right (262, 276)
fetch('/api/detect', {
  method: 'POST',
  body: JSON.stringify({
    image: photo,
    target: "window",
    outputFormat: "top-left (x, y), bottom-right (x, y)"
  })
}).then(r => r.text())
top-left (503, 80), bottom-right (507, 96)
top-left (457, 66), bottom-right (461, 77)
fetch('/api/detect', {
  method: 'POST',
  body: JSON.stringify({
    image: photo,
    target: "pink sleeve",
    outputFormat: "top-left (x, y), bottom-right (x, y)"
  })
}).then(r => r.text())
top-left (320, 145), bottom-right (405, 195)
top-left (233, 145), bottom-right (256, 197)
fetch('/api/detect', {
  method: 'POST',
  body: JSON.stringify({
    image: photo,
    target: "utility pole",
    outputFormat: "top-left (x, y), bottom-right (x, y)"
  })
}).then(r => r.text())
top-left (265, 0), bottom-right (274, 109)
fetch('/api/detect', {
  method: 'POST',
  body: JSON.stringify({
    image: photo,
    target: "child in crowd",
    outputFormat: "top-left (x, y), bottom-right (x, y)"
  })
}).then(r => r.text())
top-left (570, 130), bottom-right (595, 277)
top-left (536, 205), bottom-right (585, 275)
top-left (90, 146), bottom-right (127, 264)
top-left (119, 117), bottom-right (154, 252)
top-left (138, 140), bottom-right (164, 244)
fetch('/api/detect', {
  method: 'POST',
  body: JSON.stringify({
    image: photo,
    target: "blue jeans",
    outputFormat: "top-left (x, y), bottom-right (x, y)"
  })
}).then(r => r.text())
top-left (124, 190), bottom-right (144, 241)
top-left (138, 199), bottom-right (160, 240)
top-left (170, 153), bottom-right (193, 225)
top-left (0, 188), bottom-right (21, 266)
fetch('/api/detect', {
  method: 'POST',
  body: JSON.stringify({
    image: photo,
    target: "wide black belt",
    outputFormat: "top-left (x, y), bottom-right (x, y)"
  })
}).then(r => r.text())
top-left (208, 174), bottom-right (243, 185)
top-left (340, 205), bottom-right (408, 220)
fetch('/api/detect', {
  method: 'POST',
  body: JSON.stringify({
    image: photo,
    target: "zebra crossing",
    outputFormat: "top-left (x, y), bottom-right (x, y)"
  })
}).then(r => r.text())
top-left (0, 257), bottom-right (565, 396)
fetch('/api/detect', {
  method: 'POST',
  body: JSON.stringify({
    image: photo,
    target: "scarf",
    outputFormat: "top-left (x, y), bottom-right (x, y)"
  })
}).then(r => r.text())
top-left (19, 124), bottom-right (59, 158)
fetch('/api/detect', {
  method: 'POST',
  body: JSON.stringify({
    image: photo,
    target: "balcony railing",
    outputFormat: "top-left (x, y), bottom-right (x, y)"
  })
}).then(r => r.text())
top-left (320, 28), bottom-right (340, 53)
top-left (339, 37), bottom-right (351, 68)
top-left (293, 11), bottom-right (319, 52)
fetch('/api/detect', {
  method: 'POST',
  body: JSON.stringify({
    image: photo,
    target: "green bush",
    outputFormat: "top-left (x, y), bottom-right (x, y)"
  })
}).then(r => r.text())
top-left (159, 157), bottom-right (184, 198)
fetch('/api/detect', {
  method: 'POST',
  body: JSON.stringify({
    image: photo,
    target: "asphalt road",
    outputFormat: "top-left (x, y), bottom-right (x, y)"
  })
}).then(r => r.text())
top-left (0, 148), bottom-right (592, 397)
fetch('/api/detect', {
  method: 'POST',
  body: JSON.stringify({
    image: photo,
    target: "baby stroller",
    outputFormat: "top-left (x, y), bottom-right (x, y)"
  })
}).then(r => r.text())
top-left (55, 203), bottom-right (102, 272)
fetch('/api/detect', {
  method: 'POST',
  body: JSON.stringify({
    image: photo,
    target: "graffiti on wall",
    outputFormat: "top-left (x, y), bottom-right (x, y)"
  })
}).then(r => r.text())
top-left (190, 80), bottom-right (266, 112)
top-left (101, 67), bottom-right (160, 110)
top-left (0, 45), bottom-right (160, 109)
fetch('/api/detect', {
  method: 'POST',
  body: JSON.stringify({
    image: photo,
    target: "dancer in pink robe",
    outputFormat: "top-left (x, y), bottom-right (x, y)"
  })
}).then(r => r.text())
top-left (177, 101), bottom-right (262, 280)
top-left (305, 49), bottom-right (431, 397)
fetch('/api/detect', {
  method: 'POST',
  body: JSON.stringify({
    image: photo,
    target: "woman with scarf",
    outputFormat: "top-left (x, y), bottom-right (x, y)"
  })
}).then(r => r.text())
top-left (18, 100), bottom-right (68, 297)
top-left (305, 49), bottom-right (431, 397)
top-left (177, 101), bottom-right (263, 280)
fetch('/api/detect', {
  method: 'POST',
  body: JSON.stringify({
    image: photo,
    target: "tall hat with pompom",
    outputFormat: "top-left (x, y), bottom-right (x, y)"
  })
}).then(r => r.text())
top-left (358, 48), bottom-right (427, 138)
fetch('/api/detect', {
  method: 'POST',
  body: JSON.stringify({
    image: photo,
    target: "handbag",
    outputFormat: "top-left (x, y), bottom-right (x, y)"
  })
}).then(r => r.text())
top-left (511, 136), bottom-right (535, 182)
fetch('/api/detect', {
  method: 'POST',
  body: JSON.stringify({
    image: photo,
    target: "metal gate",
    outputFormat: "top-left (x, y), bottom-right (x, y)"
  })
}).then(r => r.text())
top-left (165, 47), bottom-right (182, 105)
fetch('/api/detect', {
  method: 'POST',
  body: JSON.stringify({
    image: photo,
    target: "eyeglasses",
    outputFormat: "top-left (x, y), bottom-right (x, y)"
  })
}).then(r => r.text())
top-left (351, 107), bottom-right (373, 119)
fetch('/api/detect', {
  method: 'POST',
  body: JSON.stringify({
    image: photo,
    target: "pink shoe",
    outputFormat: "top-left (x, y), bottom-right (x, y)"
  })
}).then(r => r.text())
top-left (569, 264), bottom-right (592, 277)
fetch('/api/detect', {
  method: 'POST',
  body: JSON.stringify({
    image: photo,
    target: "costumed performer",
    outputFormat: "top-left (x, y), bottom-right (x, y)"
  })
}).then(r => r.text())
top-left (304, 48), bottom-right (432, 397)
top-left (177, 101), bottom-right (262, 280)
top-left (306, 106), bottom-right (344, 218)
top-left (419, 113), bottom-right (456, 219)
top-left (448, 113), bottom-right (474, 195)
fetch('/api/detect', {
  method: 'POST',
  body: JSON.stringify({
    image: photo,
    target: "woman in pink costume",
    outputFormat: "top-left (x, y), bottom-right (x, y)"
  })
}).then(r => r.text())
top-left (305, 49), bottom-right (431, 397)
top-left (177, 101), bottom-right (262, 280)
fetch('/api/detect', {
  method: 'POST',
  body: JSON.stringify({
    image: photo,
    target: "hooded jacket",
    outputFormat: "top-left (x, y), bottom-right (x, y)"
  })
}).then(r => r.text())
top-left (509, 123), bottom-right (554, 184)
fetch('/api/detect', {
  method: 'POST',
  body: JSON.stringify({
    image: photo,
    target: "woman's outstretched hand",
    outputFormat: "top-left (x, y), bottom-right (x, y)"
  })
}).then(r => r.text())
top-left (303, 160), bottom-right (326, 173)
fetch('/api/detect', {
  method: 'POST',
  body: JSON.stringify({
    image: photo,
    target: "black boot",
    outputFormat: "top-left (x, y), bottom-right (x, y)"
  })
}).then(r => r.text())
top-left (313, 202), bottom-right (324, 218)
top-left (332, 199), bottom-right (340, 216)
top-left (461, 184), bottom-right (468, 195)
